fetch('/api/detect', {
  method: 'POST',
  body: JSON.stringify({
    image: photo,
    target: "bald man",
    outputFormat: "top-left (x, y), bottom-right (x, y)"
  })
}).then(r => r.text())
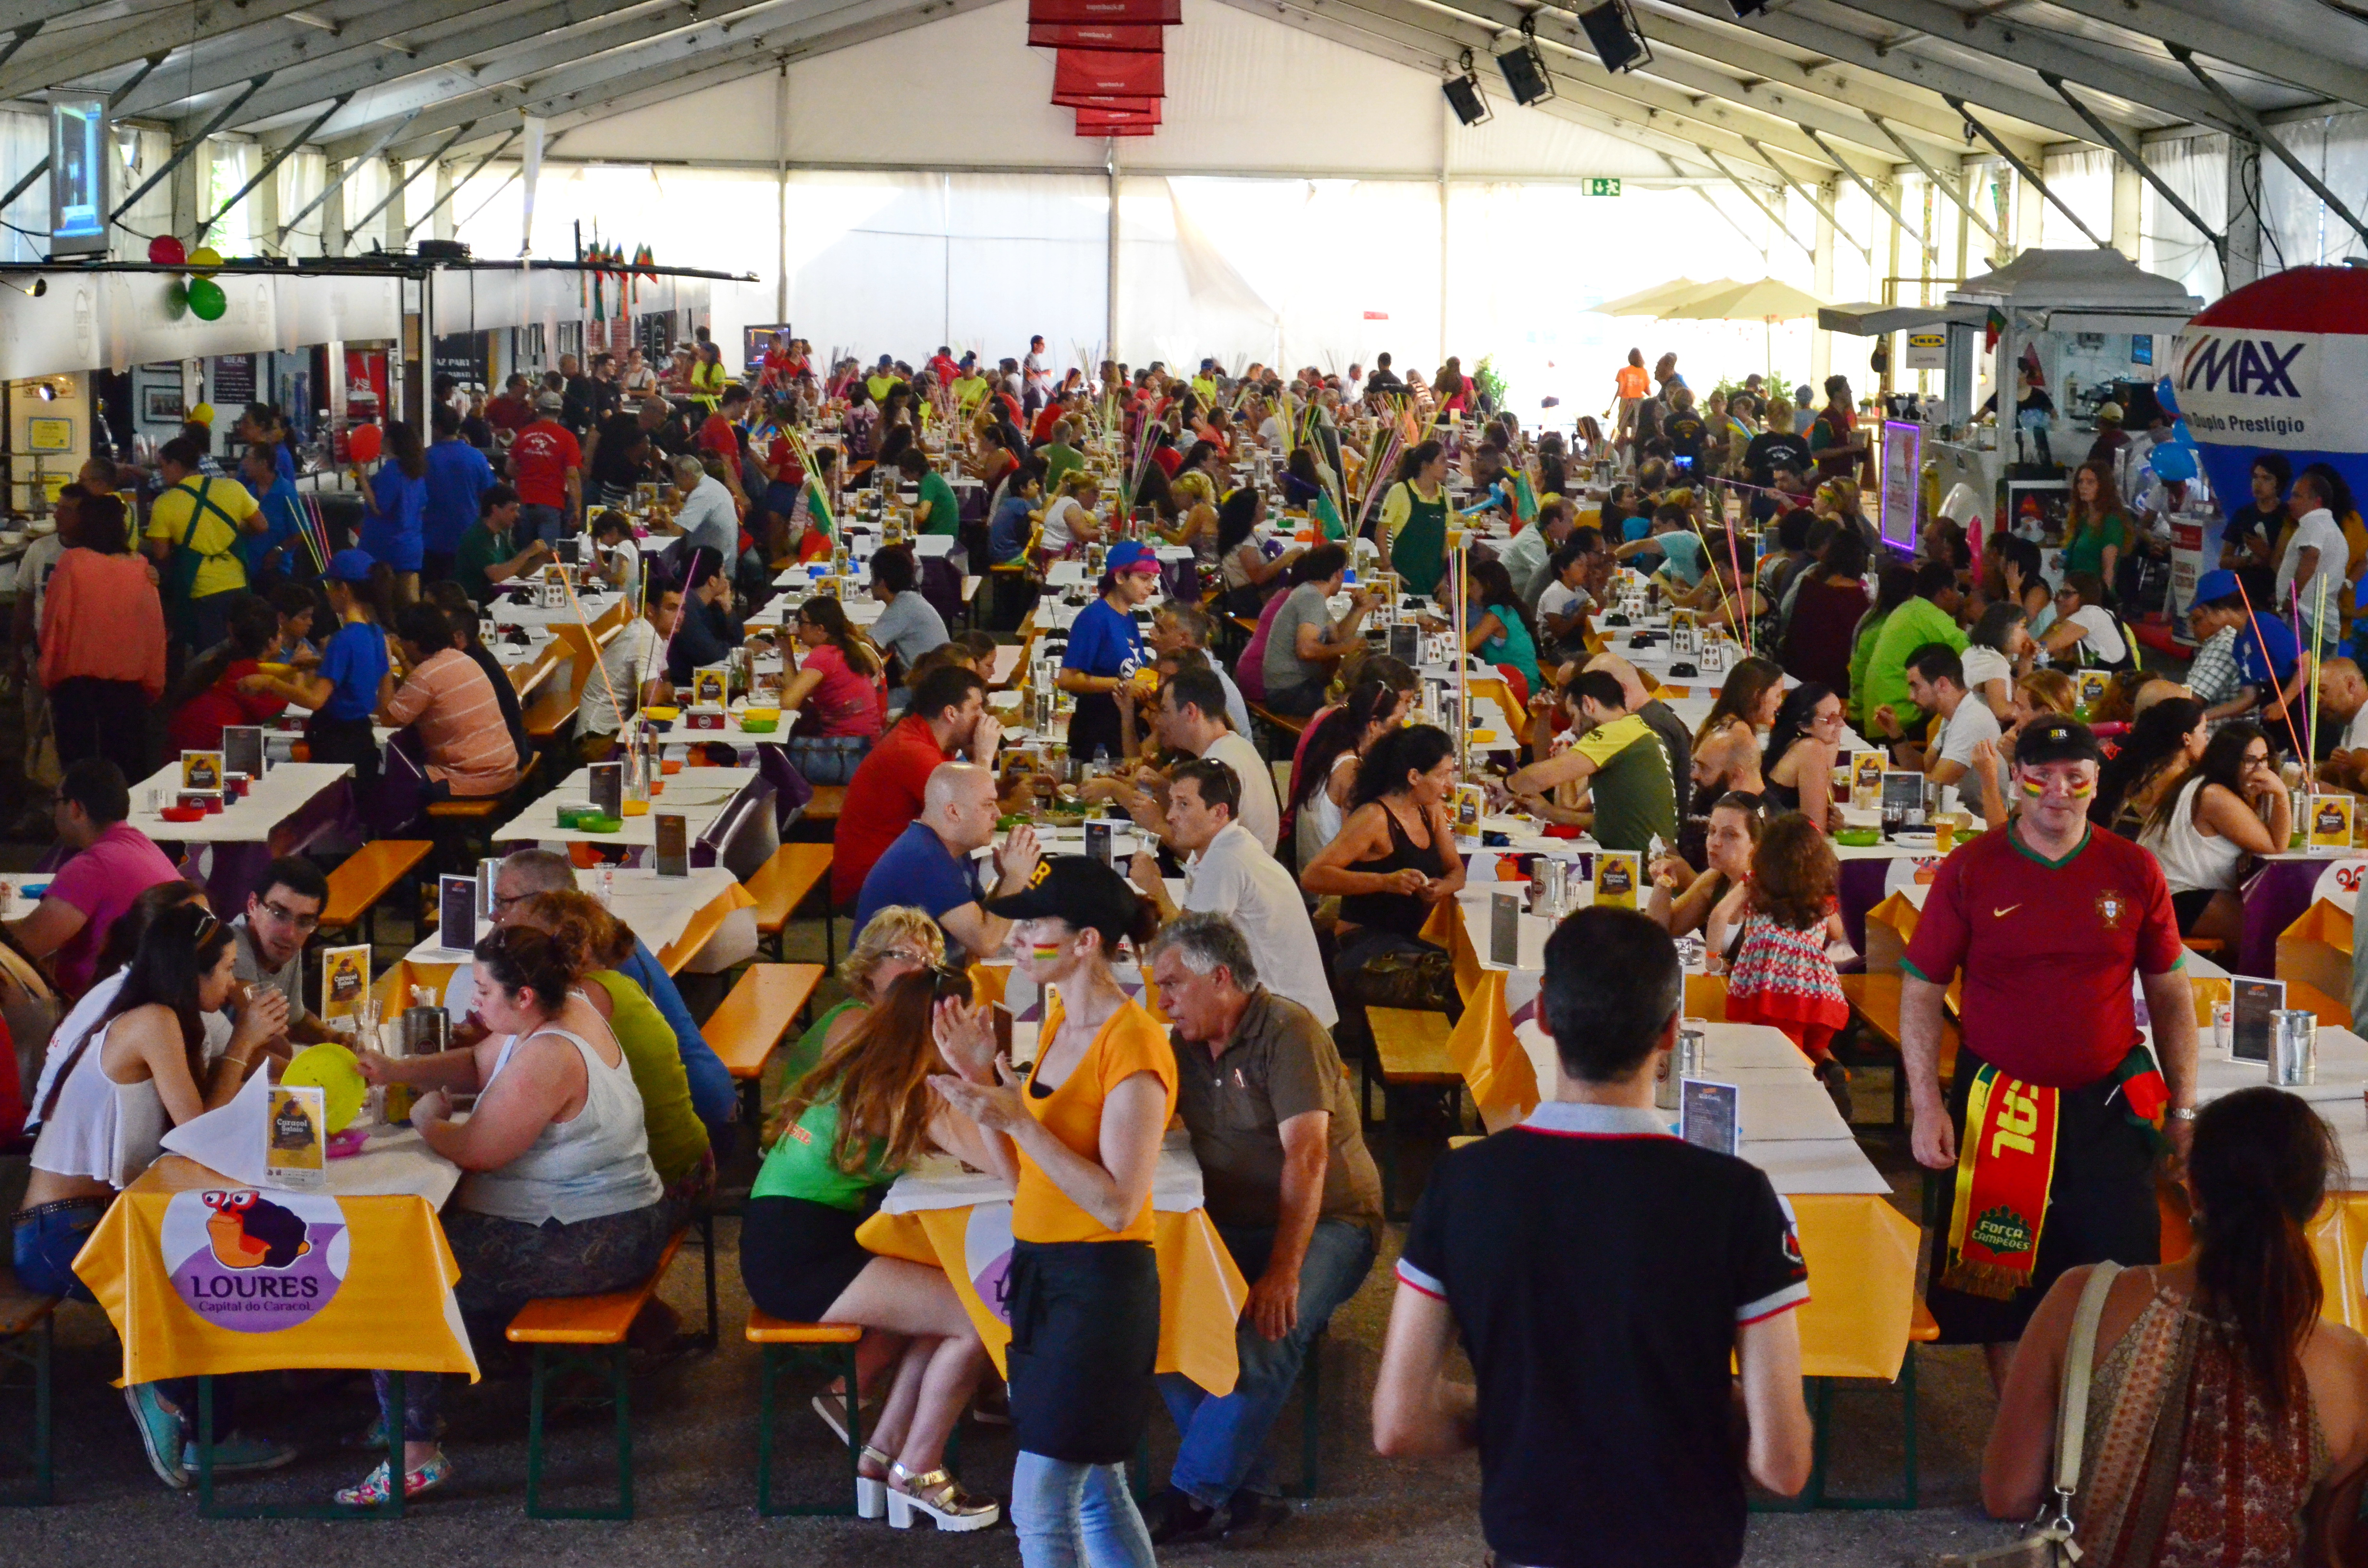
top-left (855, 761), bottom-right (1042, 959)
top-left (1579, 651), bottom-right (1692, 803)
top-left (2317, 659), bottom-right (2368, 791)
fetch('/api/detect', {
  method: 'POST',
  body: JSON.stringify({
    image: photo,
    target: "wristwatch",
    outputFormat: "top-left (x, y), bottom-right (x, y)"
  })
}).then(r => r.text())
top-left (2167, 1106), bottom-right (2198, 1121)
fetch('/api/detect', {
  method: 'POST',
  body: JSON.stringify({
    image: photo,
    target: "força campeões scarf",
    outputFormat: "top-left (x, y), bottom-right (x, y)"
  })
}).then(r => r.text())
top-left (1944, 1047), bottom-right (2169, 1300)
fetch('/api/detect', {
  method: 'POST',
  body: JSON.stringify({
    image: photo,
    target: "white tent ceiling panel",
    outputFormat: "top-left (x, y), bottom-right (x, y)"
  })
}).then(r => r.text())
top-left (553, 73), bottom-right (782, 162)
top-left (783, 2), bottom-right (1083, 169)
top-left (1446, 110), bottom-right (1677, 183)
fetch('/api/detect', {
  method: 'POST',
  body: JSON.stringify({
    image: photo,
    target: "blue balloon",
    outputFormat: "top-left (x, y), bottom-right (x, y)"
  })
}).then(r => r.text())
top-left (2150, 441), bottom-right (2197, 484)
top-left (2155, 376), bottom-right (2179, 419)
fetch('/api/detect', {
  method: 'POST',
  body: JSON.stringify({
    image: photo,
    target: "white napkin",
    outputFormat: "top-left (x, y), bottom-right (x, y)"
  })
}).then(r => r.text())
top-left (160, 1066), bottom-right (272, 1186)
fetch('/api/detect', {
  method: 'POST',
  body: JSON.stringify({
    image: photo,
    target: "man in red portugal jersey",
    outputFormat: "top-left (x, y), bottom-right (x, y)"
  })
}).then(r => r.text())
top-left (1901, 714), bottom-right (2198, 1386)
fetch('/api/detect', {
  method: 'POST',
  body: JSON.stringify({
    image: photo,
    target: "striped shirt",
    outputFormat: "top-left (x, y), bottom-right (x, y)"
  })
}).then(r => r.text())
top-left (383, 649), bottom-right (520, 796)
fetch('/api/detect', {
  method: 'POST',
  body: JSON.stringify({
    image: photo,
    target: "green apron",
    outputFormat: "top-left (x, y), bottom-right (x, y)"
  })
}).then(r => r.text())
top-left (162, 478), bottom-right (241, 643)
top-left (1393, 481), bottom-right (1448, 596)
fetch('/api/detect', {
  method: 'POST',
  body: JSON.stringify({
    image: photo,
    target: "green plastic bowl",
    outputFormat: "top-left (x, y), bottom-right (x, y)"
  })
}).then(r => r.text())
top-left (1834, 827), bottom-right (1881, 847)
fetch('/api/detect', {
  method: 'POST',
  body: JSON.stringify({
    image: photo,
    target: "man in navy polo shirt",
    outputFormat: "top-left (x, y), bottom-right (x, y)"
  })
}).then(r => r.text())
top-left (856, 761), bottom-right (1039, 961)
top-left (1372, 906), bottom-right (1813, 1567)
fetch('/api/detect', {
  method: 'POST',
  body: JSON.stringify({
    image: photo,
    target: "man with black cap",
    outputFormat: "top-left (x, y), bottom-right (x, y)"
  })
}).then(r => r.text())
top-left (1900, 714), bottom-right (2197, 1386)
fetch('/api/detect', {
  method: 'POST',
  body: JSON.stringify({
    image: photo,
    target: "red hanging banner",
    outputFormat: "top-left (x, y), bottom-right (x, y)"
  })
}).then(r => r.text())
top-left (1029, 0), bottom-right (1180, 25)
top-left (1079, 122), bottom-right (1159, 136)
top-left (1029, 21), bottom-right (1165, 48)
top-left (1053, 48), bottom-right (1165, 98)
top-left (1071, 100), bottom-right (1161, 124)
top-left (1053, 90), bottom-right (1165, 111)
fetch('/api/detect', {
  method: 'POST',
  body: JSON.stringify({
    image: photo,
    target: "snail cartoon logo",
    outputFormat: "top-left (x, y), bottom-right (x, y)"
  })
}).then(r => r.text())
top-left (204, 1189), bottom-right (311, 1269)
top-left (160, 1188), bottom-right (349, 1334)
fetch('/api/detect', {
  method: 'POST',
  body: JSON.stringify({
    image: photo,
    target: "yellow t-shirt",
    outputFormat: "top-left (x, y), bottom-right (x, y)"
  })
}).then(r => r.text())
top-left (1013, 994), bottom-right (1178, 1245)
top-left (146, 476), bottom-right (257, 600)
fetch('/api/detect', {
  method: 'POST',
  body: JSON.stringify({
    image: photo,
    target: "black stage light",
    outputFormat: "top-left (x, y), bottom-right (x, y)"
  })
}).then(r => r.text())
top-left (1443, 50), bottom-right (1492, 125)
top-left (1577, 0), bottom-right (1652, 74)
top-left (1496, 18), bottom-right (1554, 106)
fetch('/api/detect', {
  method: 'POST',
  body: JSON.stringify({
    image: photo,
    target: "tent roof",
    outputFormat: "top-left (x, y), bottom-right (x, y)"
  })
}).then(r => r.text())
top-left (20, 0), bottom-right (2368, 214)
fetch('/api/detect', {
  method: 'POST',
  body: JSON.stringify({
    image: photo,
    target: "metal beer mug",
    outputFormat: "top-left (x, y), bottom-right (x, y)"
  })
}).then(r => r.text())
top-left (2270, 1009), bottom-right (2318, 1087)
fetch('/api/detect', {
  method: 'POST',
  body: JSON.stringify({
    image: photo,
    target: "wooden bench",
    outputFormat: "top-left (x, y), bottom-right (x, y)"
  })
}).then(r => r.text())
top-left (1839, 971), bottom-right (1957, 1127)
top-left (746, 843), bottom-right (834, 963)
top-left (0, 1274), bottom-right (56, 1506)
top-left (1776, 1295), bottom-right (1942, 1514)
top-left (506, 1226), bottom-right (713, 1519)
top-left (320, 840), bottom-right (433, 949)
top-left (425, 796), bottom-right (506, 877)
top-left (749, 1311), bottom-right (865, 1517)
top-left (1363, 1007), bottom-right (1461, 1219)
top-left (801, 785), bottom-right (846, 823)
top-left (708, 963), bottom-right (828, 1126)
top-left (1247, 703), bottom-right (1309, 761)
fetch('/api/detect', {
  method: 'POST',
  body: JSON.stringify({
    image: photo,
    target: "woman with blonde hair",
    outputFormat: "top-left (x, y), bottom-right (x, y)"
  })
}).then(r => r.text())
top-left (740, 960), bottom-right (1011, 1530)
top-left (776, 907), bottom-right (948, 1107)
top-left (1040, 469), bottom-right (1103, 559)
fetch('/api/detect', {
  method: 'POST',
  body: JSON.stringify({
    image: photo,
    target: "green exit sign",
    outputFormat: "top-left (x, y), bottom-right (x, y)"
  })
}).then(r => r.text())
top-left (1588, 178), bottom-right (1622, 196)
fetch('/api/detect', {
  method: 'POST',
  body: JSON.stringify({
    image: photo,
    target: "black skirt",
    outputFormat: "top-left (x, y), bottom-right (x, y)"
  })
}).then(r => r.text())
top-left (1066, 692), bottom-right (1125, 768)
top-left (1006, 1239), bottom-right (1159, 1465)
top-left (1925, 1044), bottom-right (2161, 1345)
top-left (304, 711), bottom-right (382, 786)
top-left (740, 1196), bottom-right (876, 1324)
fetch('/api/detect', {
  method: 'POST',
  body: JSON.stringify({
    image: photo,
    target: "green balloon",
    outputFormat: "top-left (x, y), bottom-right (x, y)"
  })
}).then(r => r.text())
top-left (186, 277), bottom-right (226, 321)
top-left (163, 278), bottom-right (189, 318)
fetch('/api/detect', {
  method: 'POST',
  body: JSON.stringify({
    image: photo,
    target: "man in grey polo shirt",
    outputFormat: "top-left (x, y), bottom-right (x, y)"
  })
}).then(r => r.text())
top-left (1140, 913), bottom-right (1380, 1548)
top-left (231, 855), bottom-right (339, 1049)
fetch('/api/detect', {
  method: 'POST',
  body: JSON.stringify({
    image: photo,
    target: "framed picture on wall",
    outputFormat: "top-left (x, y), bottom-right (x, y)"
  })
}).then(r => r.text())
top-left (141, 385), bottom-right (185, 423)
top-left (2006, 479), bottom-right (2072, 551)
top-left (26, 416), bottom-right (72, 452)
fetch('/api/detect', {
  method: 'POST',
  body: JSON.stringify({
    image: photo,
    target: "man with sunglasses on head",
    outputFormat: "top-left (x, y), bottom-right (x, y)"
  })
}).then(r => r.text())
top-left (232, 855), bottom-right (338, 1048)
top-left (1902, 715), bottom-right (2196, 1391)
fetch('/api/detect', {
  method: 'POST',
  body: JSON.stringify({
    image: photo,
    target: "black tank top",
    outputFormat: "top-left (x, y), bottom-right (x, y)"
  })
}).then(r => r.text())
top-left (1337, 801), bottom-right (1435, 938)
top-left (1763, 739), bottom-right (1807, 813)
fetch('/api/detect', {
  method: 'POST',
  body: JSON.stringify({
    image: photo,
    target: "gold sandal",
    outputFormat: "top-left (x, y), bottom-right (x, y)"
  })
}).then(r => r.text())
top-left (888, 1461), bottom-right (1000, 1532)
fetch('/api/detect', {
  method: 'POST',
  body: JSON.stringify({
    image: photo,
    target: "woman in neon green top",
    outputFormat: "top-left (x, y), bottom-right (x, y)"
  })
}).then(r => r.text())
top-left (740, 963), bottom-right (1013, 1531)
top-left (2062, 460), bottom-right (2134, 585)
top-left (687, 342), bottom-right (730, 412)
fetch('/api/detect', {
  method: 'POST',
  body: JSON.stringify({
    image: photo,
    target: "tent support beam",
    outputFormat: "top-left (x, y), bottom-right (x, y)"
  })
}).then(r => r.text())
top-left (1942, 95), bottom-right (2111, 249)
top-left (1798, 125), bottom-right (1927, 254)
top-left (1697, 149), bottom-right (1815, 256)
top-left (402, 129), bottom-right (518, 240)
top-left (2042, 72), bottom-right (2226, 272)
top-left (340, 122), bottom-right (473, 245)
top-left (1741, 139), bottom-right (1869, 257)
top-left (2169, 44), bottom-right (2368, 254)
top-left (1866, 113), bottom-right (2003, 248)
top-left (277, 109), bottom-right (421, 242)
top-left (111, 74), bottom-right (271, 223)
top-left (199, 96), bottom-right (349, 241)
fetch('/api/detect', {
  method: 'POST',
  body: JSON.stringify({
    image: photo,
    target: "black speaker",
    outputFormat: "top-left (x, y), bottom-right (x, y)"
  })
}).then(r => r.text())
top-left (1443, 73), bottom-right (1492, 126)
top-left (1727, 0), bottom-right (1770, 14)
top-left (1496, 38), bottom-right (1553, 106)
top-left (1576, 0), bottom-right (1650, 74)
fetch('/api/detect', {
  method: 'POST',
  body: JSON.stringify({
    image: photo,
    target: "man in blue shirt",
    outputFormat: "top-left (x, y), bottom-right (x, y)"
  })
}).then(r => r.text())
top-left (422, 403), bottom-right (497, 586)
top-left (2187, 569), bottom-right (2299, 727)
top-left (855, 761), bottom-right (1040, 961)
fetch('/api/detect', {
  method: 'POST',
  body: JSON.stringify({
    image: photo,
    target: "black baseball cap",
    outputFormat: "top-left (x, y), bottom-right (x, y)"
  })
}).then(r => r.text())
top-left (985, 856), bottom-right (1145, 950)
top-left (2014, 714), bottom-right (2103, 769)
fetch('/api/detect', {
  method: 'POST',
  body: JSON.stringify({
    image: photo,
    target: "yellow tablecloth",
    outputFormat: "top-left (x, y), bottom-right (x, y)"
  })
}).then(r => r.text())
top-left (856, 1206), bottom-right (1247, 1396)
top-left (2279, 899), bottom-right (2354, 1021)
top-left (74, 1156), bottom-right (476, 1386)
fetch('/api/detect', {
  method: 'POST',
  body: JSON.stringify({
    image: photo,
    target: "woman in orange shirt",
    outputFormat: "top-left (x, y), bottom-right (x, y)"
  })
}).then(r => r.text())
top-left (1614, 347), bottom-right (1651, 441)
top-left (932, 858), bottom-right (1173, 1568)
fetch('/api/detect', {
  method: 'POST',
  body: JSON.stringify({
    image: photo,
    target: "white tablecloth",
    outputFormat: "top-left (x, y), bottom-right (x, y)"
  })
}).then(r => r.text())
top-left (494, 765), bottom-right (755, 848)
top-left (405, 864), bottom-right (745, 964)
top-left (881, 1129), bottom-right (1207, 1214)
top-left (129, 760), bottom-right (353, 845)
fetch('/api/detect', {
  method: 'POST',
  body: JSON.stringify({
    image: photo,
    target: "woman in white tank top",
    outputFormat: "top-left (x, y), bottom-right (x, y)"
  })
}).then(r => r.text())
top-left (2136, 722), bottom-right (2290, 949)
top-left (353, 925), bottom-right (664, 1507)
top-left (16, 903), bottom-right (290, 1489)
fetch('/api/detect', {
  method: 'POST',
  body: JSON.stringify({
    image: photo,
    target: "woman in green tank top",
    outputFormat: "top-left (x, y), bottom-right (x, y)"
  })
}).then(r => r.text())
top-left (740, 958), bottom-right (1015, 1530)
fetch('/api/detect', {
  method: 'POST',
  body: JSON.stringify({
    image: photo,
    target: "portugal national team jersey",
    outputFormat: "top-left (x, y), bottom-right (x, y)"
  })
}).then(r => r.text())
top-left (1903, 825), bottom-right (2182, 1089)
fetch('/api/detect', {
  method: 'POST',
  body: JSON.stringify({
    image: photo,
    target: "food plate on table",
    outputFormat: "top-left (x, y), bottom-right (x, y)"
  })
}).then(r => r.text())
top-left (1892, 830), bottom-right (1936, 848)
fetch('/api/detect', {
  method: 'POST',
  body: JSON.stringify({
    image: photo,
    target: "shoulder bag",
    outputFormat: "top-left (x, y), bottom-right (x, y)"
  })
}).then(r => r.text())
top-left (1938, 1261), bottom-right (2121, 1567)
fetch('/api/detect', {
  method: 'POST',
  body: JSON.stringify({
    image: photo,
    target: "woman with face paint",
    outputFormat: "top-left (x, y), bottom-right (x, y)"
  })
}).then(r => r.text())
top-left (929, 857), bottom-right (1172, 1568)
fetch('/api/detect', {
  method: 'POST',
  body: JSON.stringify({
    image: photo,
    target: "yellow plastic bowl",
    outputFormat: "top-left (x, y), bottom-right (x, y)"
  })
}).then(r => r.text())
top-left (644, 705), bottom-right (681, 722)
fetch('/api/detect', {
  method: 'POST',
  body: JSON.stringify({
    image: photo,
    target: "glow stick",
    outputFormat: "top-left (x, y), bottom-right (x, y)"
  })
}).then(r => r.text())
top-left (2312, 570), bottom-right (2330, 761)
top-left (2233, 575), bottom-right (2310, 763)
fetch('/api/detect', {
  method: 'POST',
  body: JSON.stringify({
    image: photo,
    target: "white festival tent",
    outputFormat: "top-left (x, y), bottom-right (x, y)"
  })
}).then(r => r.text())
top-left (3, 0), bottom-right (2367, 413)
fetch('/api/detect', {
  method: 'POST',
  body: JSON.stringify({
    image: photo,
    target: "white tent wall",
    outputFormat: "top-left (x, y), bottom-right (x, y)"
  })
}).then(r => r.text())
top-left (0, 110), bottom-right (46, 265)
top-left (2039, 148), bottom-right (2115, 253)
top-left (2256, 110), bottom-right (2368, 271)
top-left (2140, 134), bottom-right (2228, 305)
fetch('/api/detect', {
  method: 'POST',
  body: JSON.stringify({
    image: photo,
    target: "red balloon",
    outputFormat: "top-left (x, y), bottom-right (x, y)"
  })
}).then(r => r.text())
top-left (347, 423), bottom-right (383, 463)
top-left (148, 235), bottom-right (186, 267)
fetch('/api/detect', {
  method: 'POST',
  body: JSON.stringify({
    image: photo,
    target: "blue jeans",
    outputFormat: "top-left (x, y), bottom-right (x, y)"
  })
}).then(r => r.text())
top-left (1011, 1452), bottom-right (1156, 1568)
top-left (1158, 1219), bottom-right (1377, 1509)
top-left (12, 1197), bottom-right (106, 1302)
top-left (518, 502), bottom-right (567, 546)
